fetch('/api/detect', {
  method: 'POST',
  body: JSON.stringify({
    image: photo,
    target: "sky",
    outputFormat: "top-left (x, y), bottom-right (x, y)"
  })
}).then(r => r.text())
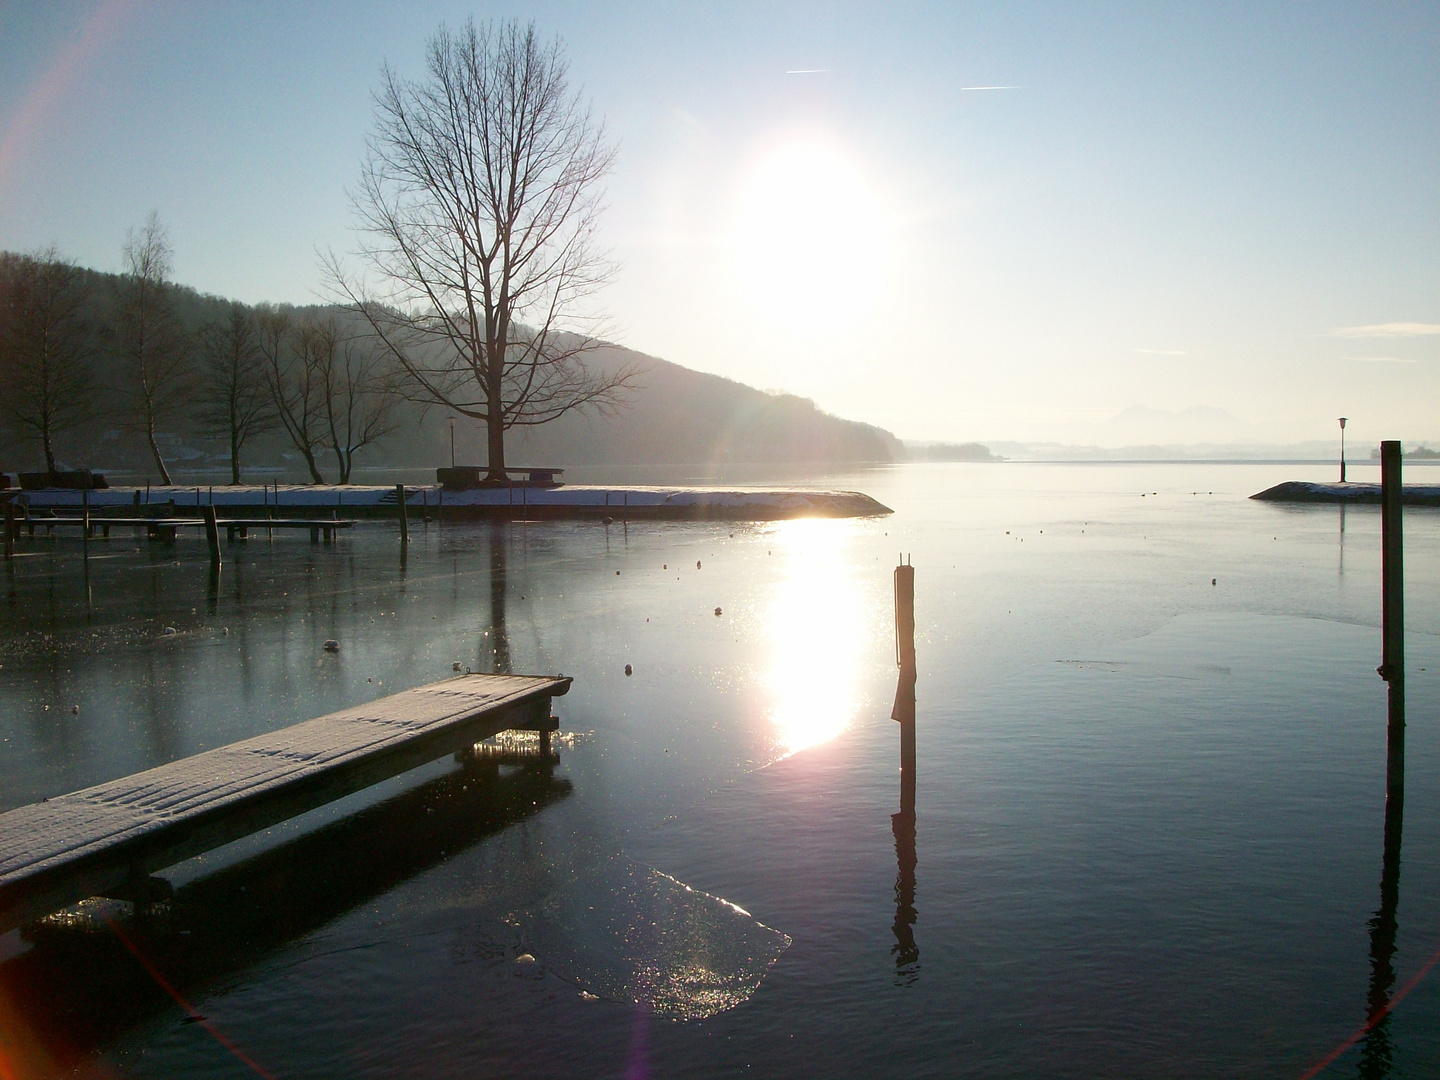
top-left (0, 0), bottom-right (1436, 449)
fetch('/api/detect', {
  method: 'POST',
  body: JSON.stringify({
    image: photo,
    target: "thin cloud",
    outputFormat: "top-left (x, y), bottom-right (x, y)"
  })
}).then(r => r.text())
top-left (1329, 322), bottom-right (1440, 338)
top-left (786, 69), bottom-right (831, 75)
top-left (1135, 348), bottom-right (1188, 356)
top-left (962, 85), bottom-right (1021, 91)
top-left (1347, 356), bottom-right (1416, 364)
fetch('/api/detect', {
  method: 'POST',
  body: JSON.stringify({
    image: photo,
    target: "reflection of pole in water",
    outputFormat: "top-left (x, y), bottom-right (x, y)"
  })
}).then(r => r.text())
top-left (1360, 687), bottom-right (1403, 1077)
top-left (487, 524), bottom-right (512, 675)
top-left (890, 559), bottom-right (918, 981)
top-left (1338, 502), bottom-right (1345, 578)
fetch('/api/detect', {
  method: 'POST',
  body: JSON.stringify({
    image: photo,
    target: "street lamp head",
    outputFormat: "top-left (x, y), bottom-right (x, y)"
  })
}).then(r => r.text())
top-left (449, 417), bottom-right (456, 428)
top-left (1338, 417), bottom-right (1347, 429)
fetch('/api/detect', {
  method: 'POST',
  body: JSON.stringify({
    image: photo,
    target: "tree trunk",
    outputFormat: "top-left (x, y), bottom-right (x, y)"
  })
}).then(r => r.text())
top-left (43, 429), bottom-right (57, 474)
top-left (230, 429), bottom-right (242, 485)
top-left (336, 446), bottom-right (352, 485)
top-left (486, 359), bottom-right (506, 482)
top-left (147, 427), bottom-right (173, 485)
top-left (302, 449), bottom-right (326, 485)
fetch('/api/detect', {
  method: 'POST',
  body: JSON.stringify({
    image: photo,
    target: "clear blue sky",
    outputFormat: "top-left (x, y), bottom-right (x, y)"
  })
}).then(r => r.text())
top-left (1, 0), bottom-right (1436, 447)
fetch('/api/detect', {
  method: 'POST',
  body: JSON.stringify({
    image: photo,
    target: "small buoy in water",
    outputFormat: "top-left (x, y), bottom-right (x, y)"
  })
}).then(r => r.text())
top-left (323, 639), bottom-right (339, 652)
top-left (616, 570), bottom-right (620, 575)
top-left (161, 626), bottom-right (177, 636)
top-left (663, 564), bottom-right (667, 570)
top-left (453, 661), bottom-right (463, 672)
top-left (696, 560), bottom-right (702, 569)
top-left (714, 607), bottom-right (722, 616)
top-left (624, 664), bottom-right (633, 676)
top-left (1211, 578), bottom-right (1216, 586)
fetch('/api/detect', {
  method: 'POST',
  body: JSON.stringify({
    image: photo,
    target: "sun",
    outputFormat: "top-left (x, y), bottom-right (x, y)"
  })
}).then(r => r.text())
top-left (729, 135), bottom-right (891, 332)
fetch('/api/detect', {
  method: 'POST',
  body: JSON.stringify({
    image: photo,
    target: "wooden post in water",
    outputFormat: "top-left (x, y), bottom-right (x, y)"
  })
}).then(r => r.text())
top-left (1379, 440), bottom-right (1404, 809)
top-left (892, 559), bottom-right (917, 812)
top-left (396, 483), bottom-right (409, 545)
top-left (81, 487), bottom-right (90, 559)
top-left (3, 501), bottom-right (13, 562)
top-left (202, 505), bottom-right (221, 567)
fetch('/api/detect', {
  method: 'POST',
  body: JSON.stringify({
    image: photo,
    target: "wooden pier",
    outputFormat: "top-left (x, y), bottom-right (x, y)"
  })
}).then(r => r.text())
top-left (0, 673), bottom-right (570, 934)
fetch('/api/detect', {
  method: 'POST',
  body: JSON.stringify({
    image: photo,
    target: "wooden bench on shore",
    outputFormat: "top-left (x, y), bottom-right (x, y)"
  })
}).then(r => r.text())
top-left (0, 673), bottom-right (571, 934)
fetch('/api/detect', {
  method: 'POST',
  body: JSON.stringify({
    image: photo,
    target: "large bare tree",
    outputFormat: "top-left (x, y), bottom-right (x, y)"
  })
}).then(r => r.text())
top-left (0, 250), bottom-right (96, 473)
top-left (196, 304), bottom-right (276, 484)
top-left (115, 212), bottom-right (192, 484)
top-left (335, 19), bottom-right (637, 482)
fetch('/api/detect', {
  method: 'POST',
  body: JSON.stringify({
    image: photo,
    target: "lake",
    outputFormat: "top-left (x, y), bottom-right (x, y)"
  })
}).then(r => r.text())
top-left (2, 461), bottom-right (1438, 1078)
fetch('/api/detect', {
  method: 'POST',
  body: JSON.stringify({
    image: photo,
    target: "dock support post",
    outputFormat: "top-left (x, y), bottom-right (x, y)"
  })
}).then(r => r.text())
top-left (202, 505), bottom-right (221, 567)
top-left (3, 502), bottom-right (13, 562)
top-left (82, 488), bottom-right (90, 559)
top-left (892, 559), bottom-right (916, 812)
top-left (1379, 440), bottom-right (1404, 808)
top-left (396, 484), bottom-right (409, 545)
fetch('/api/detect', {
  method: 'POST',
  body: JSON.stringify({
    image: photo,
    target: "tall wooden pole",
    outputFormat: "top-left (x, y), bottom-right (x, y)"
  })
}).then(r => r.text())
top-left (892, 560), bottom-right (916, 812)
top-left (1379, 441), bottom-right (1404, 814)
top-left (202, 505), bottom-right (221, 567)
top-left (396, 484), bottom-right (409, 546)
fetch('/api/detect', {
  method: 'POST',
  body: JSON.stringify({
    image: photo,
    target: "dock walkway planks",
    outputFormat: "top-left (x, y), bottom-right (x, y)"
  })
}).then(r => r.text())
top-left (0, 673), bottom-right (570, 933)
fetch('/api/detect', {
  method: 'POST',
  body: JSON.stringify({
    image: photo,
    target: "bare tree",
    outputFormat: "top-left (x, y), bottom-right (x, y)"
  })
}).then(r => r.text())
top-left (256, 307), bottom-right (329, 485)
top-left (197, 304), bottom-right (276, 484)
top-left (310, 318), bottom-right (400, 484)
top-left (115, 212), bottom-right (192, 484)
top-left (335, 18), bottom-right (638, 482)
top-left (0, 249), bottom-right (96, 473)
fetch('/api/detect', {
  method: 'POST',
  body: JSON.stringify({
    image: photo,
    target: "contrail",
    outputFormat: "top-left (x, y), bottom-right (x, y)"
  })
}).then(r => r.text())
top-left (962, 85), bottom-right (1020, 91)
top-left (786, 68), bottom-right (831, 74)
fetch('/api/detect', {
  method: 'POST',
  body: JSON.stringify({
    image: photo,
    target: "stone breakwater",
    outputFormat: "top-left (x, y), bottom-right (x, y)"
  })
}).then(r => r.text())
top-left (1250, 480), bottom-right (1440, 507)
top-left (8, 484), bottom-right (893, 521)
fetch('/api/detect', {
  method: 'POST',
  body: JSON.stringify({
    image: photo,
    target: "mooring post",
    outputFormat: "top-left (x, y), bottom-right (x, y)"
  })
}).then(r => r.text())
top-left (81, 487), bottom-right (90, 558)
top-left (396, 483), bottom-right (409, 545)
top-left (1379, 440), bottom-right (1404, 808)
top-left (892, 558), bottom-right (917, 812)
top-left (202, 505), bottom-right (221, 567)
top-left (3, 501), bottom-right (13, 562)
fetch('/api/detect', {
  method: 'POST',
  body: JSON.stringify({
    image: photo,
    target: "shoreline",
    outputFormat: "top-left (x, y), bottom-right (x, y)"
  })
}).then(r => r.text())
top-left (1250, 480), bottom-right (1440, 506)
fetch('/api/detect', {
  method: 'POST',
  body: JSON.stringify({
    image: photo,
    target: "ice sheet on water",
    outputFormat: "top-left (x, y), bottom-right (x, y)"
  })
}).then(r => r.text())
top-left (514, 855), bottom-right (790, 1020)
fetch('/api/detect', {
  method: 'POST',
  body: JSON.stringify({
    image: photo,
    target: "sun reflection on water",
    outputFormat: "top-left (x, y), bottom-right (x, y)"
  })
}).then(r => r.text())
top-left (764, 520), bottom-right (870, 756)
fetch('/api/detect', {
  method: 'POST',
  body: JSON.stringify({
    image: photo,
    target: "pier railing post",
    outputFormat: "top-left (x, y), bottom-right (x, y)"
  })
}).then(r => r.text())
top-left (396, 483), bottom-right (409, 545)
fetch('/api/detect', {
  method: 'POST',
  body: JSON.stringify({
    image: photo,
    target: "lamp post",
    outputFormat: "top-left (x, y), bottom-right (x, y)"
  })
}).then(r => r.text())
top-left (1338, 417), bottom-right (1348, 483)
top-left (449, 417), bottom-right (456, 469)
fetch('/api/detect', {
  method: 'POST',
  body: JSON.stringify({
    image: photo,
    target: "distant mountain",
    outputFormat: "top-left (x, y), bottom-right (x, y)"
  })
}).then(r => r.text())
top-left (0, 257), bottom-right (915, 477)
top-left (504, 344), bottom-right (903, 467)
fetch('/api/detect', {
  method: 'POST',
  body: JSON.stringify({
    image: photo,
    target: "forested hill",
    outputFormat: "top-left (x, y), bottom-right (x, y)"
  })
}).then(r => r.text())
top-left (0, 258), bottom-right (903, 478)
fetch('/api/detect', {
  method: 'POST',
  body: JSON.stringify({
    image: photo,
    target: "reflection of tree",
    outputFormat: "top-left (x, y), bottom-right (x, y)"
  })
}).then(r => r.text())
top-left (1359, 681), bottom-right (1405, 1078)
top-left (487, 524), bottom-right (512, 674)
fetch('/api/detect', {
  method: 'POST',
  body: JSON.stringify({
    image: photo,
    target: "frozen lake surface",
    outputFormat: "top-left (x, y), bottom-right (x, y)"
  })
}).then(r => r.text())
top-left (1, 461), bottom-right (1437, 1078)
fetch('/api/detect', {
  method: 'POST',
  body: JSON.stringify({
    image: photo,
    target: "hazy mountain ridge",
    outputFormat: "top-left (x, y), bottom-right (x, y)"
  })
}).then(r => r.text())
top-left (0, 258), bottom-right (909, 477)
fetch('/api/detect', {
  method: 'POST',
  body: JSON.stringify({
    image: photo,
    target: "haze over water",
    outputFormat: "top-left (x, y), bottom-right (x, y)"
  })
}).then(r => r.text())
top-left (2, 461), bottom-right (1438, 1077)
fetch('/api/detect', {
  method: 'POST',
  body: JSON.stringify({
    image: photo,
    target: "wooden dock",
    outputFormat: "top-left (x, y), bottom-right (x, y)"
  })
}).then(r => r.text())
top-left (0, 673), bottom-right (570, 934)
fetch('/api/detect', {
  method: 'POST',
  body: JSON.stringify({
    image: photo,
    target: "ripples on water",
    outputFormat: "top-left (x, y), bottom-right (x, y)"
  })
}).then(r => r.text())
top-left (1, 462), bottom-right (1438, 1077)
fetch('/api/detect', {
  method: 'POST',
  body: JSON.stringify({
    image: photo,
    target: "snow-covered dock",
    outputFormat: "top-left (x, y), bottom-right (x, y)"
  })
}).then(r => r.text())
top-left (0, 673), bottom-right (570, 933)
top-left (1250, 481), bottom-right (1440, 507)
top-left (8, 483), bottom-right (893, 521)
